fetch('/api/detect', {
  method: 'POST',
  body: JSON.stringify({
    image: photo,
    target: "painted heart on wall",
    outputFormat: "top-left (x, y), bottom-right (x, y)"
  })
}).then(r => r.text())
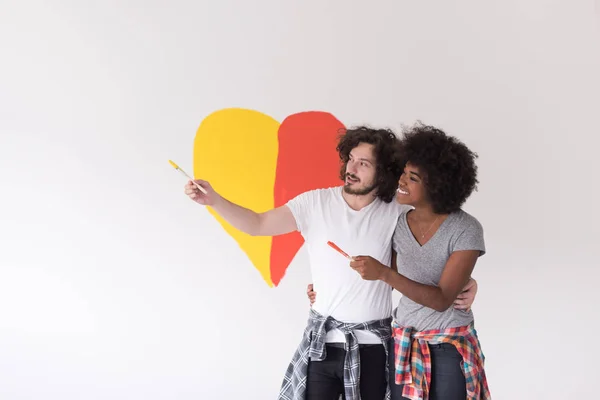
top-left (193, 108), bottom-right (345, 287)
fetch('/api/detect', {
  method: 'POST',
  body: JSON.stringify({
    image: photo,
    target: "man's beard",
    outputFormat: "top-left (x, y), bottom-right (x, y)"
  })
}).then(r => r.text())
top-left (343, 174), bottom-right (378, 196)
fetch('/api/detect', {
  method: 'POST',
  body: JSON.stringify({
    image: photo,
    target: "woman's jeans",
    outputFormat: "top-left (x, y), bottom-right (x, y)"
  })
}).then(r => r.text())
top-left (388, 338), bottom-right (467, 400)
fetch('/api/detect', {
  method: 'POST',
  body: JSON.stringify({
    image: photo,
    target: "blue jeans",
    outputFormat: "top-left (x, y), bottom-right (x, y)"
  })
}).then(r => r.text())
top-left (388, 338), bottom-right (467, 400)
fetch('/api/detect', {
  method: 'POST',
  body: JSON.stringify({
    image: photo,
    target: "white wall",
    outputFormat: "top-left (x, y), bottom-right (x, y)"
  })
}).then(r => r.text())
top-left (1, 1), bottom-right (598, 399)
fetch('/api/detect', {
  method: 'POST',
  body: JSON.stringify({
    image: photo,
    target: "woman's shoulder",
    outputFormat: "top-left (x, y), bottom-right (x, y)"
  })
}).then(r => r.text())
top-left (451, 209), bottom-right (483, 232)
top-left (448, 209), bottom-right (486, 255)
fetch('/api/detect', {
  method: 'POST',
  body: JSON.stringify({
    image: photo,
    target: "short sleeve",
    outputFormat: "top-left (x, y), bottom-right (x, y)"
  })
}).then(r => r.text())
top-left (453, 215), bottom-right (486, 257)
top-left (285, 190), bottom-right (316, 235)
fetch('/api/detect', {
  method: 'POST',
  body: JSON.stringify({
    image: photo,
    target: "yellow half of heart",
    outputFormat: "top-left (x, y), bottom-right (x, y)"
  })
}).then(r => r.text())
top-left (193, 108), bottom-right (280, 286)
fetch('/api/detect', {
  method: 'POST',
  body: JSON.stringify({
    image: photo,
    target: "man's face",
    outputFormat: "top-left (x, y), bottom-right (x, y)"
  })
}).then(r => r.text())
top-left (343, 142), bottom-right (378, 196)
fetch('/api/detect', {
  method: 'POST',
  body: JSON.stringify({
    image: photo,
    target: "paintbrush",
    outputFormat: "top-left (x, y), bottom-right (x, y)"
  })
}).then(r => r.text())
top-left (168, 159), bottom-right (208, 194)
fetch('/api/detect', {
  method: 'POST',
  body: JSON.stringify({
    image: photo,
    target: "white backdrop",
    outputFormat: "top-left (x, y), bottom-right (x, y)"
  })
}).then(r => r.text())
top-left (1, 1), bottom-right (599, 399)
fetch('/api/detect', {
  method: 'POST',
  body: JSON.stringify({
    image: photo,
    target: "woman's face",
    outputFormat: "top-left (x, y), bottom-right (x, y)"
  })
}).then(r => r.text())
top-left (395, 162), bottom-right (428, 206)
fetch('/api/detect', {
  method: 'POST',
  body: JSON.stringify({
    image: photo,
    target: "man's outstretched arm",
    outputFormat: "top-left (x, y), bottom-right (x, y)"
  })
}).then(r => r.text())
top-left (185, 179), bottom-right (297, 236)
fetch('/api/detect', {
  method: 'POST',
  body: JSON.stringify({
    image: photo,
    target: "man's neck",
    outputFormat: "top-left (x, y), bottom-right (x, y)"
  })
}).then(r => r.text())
top-left (342, 190), bottom-right (377, 211)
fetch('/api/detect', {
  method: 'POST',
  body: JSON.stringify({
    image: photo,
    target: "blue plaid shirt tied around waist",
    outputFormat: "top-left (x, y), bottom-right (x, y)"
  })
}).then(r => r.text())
top-left (278, 307), bottom-right (393, 400)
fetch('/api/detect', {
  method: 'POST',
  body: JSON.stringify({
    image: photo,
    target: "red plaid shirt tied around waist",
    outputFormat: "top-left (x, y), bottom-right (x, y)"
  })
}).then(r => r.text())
top-left (392, 320), bottom-right (491, 400)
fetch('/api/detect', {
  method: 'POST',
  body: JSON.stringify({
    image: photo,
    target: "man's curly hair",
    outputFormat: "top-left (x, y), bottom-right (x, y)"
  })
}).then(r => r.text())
top-left (336, 126), bottom-right (403, 203)
top-left (398, 122), bottom-right (479, 214)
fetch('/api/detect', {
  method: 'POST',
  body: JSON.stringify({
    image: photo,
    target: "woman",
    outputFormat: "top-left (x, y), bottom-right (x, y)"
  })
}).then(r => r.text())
top-left (348, 122), bottom-right (491, 399)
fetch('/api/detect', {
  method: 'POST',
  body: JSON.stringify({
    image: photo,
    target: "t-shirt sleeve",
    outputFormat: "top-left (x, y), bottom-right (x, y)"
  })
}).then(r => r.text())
top-left (285, 190), bottom-right (315, 235)
top-left (452, 215), bottom-right (486, 257)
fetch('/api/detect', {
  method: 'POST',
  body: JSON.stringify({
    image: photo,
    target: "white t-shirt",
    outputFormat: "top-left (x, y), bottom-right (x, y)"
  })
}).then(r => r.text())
top-left (286, 186), bottom-right (405, 344)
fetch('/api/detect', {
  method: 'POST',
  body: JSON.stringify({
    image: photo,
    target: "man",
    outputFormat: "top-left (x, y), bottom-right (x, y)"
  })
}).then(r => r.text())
top-left (184, 126), bottom-right (477, 400)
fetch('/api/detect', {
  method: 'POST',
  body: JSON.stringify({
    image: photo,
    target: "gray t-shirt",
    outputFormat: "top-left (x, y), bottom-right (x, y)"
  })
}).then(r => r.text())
top-left (392, 208), bottom-right (486, 331)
